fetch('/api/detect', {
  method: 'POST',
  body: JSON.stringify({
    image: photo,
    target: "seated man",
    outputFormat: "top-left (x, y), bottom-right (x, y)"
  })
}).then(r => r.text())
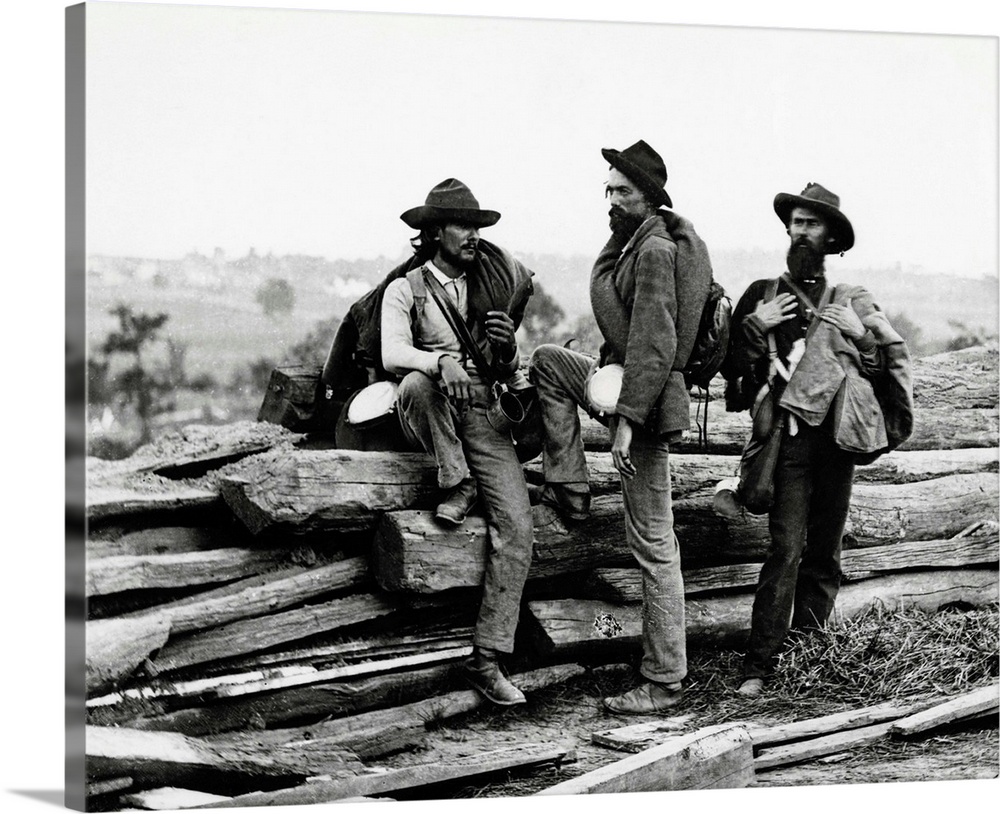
top-left (381, 178), bottom-right (535, 706)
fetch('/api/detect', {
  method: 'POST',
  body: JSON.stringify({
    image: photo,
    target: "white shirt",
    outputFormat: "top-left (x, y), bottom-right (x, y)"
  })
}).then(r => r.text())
top-left (380, 260), bottom-right (471, 378)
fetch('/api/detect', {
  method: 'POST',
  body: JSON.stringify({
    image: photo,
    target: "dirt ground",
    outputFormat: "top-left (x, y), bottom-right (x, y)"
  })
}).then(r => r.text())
top-left (363, 661), bottom-right (999, 801)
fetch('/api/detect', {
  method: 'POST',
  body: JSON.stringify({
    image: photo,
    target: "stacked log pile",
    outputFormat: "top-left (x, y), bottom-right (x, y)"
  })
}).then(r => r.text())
top-left (79, 345), bottom-right (998, 808)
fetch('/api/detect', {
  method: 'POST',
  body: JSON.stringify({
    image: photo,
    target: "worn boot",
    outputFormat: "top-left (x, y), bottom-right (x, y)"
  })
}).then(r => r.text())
top-left (462, 648), bottom-right (526, 706)
top-left (602, 681), bottom-right (684, 715)
top-left (538, 482), bottom-right (590, 523)
top-left (435, 478), bottom-right (478, 527)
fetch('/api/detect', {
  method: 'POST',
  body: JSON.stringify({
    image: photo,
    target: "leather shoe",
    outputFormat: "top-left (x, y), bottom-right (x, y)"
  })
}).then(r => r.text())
top-left (462, 658), bottom-right (526, 706)
top-left (737, 678), bottom-right (764, 697)
top-left (538, 483), bottom-right (590, 523)
top-left (435, 478), bottom-right (478, 526)
top-left (603, 681), bottom-right (684, 715)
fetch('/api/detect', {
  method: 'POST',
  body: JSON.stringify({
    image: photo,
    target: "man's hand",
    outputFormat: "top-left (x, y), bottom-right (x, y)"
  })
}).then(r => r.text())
top-left (820, 299), bottom-right (866, 341)
top-left (611, 416), bottom-right (637, 479)
top-left (438, 355), bottom-right (473, 410)
top-left (485, 310), bottom-right (517, 359)
top-left (753, 292), bottom-right (798, 329)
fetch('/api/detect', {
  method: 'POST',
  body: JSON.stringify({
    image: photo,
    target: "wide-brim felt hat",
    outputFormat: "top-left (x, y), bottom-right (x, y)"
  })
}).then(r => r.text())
top-left (774, 182), bottom-right (855, 254)
top-left (602, 139), bottom-right (672, 208)
top-left (400, 178), bottom-right (501, 229)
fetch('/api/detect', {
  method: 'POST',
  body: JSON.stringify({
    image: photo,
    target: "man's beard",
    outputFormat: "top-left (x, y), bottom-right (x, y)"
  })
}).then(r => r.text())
top-left (785, 241), bottom-right (826, 281)
top-left (437, 240), bottom-right (478, 270)
top-left (609, 208), bottom-right (646, 242)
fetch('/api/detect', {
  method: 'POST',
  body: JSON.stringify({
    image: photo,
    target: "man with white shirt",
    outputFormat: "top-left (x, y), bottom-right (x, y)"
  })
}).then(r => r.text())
top-left (380, 178), bottom-right (535, 706)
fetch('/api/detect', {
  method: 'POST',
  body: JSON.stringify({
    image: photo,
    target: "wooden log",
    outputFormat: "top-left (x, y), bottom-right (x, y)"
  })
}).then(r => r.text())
top-left (536, 723), bottom-right (754, 794)
top-left (584, 534), bottom-right (1000, 601)
top-left (527, 446), bottom-right (999, 497)
top-left (911, 344), bottom-right (999, 409)
top-left (87, 480), bottom-right (219, 522)
top-left (845, 472), bottom-right (999, 546)
top-left (85, 558), bottom-right (371, 695)
top-left (201, 742), bottom-right (574, 808)
top-left (85, 724), bottom-right (363, 785)
top-left (218, 443), bottom-right (996, 540)
top-left (124, 663), bottom-right (459, 737)
top-left (87, 615), bottom-right (171, 694)
top-left (527, 568), bottom-right (1000, 656)
top-left (581, 404), bottom-right (999, 454)
top-left (149, 592), bottom-right (405, 673)
top-left (205, 664), bottom-right (586, 763)
top-left (374, 472), bottom-right (999, 591)
top-left (888, 683), bottom-right (1000, 738)
top-left (86, 547), bottom-right (288, 596)
top-left (219, 448), bottom-right (439, 535)
top-left (121, 556), bottom-right (370, 635)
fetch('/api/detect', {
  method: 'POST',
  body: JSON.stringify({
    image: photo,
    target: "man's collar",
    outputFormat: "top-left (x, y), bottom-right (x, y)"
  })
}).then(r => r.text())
top-left (619, 212), bottom-right (666, 255)
top-left (425, 259), bottom-right (466, 284)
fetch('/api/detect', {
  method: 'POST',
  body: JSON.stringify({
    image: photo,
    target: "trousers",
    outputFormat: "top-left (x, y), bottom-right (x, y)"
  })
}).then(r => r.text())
top-left (395, 370), bottom-right (534, 654)
top-left (529, 344), bottom-right (687, 684)
top-left (743, 420), bottom-right (855, 678)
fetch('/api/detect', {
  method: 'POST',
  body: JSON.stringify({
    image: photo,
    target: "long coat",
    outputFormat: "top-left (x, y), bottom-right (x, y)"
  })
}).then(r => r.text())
top-left (590, 213), bottom-right (712, 438)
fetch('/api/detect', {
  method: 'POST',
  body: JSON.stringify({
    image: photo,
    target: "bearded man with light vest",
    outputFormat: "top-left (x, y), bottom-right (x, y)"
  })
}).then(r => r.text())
top-left (380, 178), bottom-right (536, 707)
top-left (528, 140), bottom-right (713, 715)
top-left (719, 183), bottom-right (913, 698)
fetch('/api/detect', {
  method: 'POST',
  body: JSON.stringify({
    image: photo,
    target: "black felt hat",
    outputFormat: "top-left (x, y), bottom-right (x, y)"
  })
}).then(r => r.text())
top-left (400, 178), bottom-right (501, 229)
top-left (601, 139), bottom-right (672, 208)
top-left (774, 182), bottom-right (855, 254)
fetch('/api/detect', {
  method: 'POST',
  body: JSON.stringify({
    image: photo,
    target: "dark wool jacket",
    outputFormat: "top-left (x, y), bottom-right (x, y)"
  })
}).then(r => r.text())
top-left (590, 212), bottom-right (712, 437)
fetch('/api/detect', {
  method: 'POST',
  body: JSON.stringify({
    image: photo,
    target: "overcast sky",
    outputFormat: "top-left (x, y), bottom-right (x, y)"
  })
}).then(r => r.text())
top-left (83, 0), bottom-right (998, 279)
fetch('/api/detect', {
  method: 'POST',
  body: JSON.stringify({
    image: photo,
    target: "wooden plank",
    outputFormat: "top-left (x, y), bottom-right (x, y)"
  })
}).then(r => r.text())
top-left (747, 697), bottom-right (941, 748)
top-left (591, 716), bottom-right (695, 753)
top-left (201, 742), bottom-right (574, 807)
top-left (528, 568), bottom-right (1000, 654)
top-left (536, 723), bottom-right (754, 795)
top-left (889, 683), bottom-right (1000, 738)
top-left (754, 719), bottom-right (896, 770)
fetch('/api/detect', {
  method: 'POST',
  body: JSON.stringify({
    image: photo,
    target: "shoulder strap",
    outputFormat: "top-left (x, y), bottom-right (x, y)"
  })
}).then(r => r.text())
top-left (405, 268), bottom-right (427, 319)
top-left (422, 269), bottom-right (495, 381)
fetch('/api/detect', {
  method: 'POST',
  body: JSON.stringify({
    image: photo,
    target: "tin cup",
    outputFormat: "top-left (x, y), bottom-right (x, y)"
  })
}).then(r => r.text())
top-left (486, 384), bottom-right (525, 434)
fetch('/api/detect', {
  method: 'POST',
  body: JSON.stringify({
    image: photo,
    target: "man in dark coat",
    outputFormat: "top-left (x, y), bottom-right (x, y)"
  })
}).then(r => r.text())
top-left (719, 183), bottom-right (913, 698)
top-left (529, 141), bottom-right (712, 714)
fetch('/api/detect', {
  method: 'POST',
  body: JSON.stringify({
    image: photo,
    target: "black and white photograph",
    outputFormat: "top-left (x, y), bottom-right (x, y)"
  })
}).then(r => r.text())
top-left (4, 1), bottom-right (1000, 813)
